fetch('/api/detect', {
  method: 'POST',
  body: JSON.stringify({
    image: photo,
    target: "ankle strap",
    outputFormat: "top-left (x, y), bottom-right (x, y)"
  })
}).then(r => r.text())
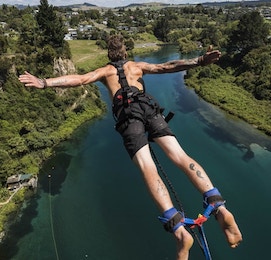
top-left (158, 207), bottom-right (185, 233)
top-left (203, 188), bottom-right (225, 217)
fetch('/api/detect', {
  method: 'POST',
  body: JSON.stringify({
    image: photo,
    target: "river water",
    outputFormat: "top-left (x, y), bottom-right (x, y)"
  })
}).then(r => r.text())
top-left (1, 46), bottom-right (271, 260)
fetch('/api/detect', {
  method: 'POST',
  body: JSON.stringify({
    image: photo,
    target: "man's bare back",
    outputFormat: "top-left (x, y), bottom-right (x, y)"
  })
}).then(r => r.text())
top-left (101, 61), bottom-right (146, 99)
top-left (93, 58), bottom-right (207, 99)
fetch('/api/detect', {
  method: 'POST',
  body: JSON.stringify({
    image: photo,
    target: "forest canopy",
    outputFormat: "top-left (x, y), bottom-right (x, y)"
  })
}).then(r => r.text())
top-left (0, 1), bottom-right (106, 186)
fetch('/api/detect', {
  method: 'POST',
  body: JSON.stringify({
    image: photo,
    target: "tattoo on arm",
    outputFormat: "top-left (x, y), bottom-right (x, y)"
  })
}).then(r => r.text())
top-left (163, 59), bottom-right (198, 69)
top-left (145, 58), bottom-right (199, 73)
top-left (89, 72), bottom-right (97, 79)
top-left (189, 163), bottom-right (204, 179)
top-left (51, 78), bottom-right (68, 87)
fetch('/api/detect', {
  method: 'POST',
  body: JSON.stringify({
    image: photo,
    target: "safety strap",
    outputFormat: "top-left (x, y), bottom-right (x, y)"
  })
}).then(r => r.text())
top-left (110, 60), bottom-right (175, 127)
top-left (158, 188), bottom-right (226, 233)
top-left (111, 60), bottom-right (157, 119)
top-left (203, 188), bottom-right (225, 217)
top-left (158, 207), bottom-right (185, 233)
top-left (109, 60), bottom-right (131, 107)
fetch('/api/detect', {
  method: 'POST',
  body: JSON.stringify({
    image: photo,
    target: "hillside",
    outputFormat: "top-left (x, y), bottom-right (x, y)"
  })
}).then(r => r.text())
top-left (13, 0), bottom-right (271, 10)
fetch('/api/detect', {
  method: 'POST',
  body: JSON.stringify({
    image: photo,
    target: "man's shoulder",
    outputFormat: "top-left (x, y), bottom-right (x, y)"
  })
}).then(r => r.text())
top-left (126, 60), bottom-right (147, 67)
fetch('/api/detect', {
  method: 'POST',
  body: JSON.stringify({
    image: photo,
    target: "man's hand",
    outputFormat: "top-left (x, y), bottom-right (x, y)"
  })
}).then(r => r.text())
top-left (19, 71), bottom-right (46, 89)
top-left (198, 45), bottom-right (221, 66)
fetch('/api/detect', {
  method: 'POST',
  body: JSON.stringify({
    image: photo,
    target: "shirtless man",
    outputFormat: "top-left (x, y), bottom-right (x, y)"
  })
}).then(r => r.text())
top-left (19, 34), bottom-right (242, 259)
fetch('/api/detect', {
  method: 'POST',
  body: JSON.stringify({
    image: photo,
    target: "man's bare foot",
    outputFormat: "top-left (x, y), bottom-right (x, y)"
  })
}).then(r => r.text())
top-left (215, 206), bottom-right (242, 248)
top-left (174, 226), bottom-right (194, 260)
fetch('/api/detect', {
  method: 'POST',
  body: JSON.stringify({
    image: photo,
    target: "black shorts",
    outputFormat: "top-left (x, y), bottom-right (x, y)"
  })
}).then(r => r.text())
top-left (118, 115), bottom-right (174, 158)
top-left (114, 95), bottom-right (174, 159)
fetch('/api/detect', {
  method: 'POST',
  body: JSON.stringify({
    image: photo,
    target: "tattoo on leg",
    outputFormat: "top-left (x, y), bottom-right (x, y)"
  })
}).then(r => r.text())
top-left (189, 163), bottom-right (195, 171)
top-left (189, 163), bottom-right (204, 179)
top-left (157, 179), bottom-right (167, 196)
top-left (196, 170), bottom-right (203, 178)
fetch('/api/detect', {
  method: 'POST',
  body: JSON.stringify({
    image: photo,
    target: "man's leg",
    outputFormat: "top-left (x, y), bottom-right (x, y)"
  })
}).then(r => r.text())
top-left (132, 144), bottom-right (193, 260)
top-left (154, 135), bottom-right (242, 248)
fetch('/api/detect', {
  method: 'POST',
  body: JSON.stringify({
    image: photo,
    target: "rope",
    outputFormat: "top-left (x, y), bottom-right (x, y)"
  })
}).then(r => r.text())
top-left (48, 174), bottom-right (60, 260)
top-left (150, 146), bottom-right (185, 213)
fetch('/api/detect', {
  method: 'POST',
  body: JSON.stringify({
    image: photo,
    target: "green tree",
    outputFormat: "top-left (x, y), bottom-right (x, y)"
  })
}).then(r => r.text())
top-left (227, 11), bottom-right (270, 56)
top-left (105, 9), bottom-right (118, 29)
top-left (86, 9), bottom-right (101, 20)
top-left (0, 56), bottom-right (12, 81)
top-left (153, 17), bottom-right (171, 41)
top-left (0, 35), bottom-right (8, 54)
top-left (36, 0), bottom-right (67, 54)
top-left (200, 24), bottom-right (223, 48)
top-left (70, 15), bottom-right (80, 27)
top-left (16, 13), bottom-right (38, 55)
top-left (236, 46), bottom-right (271, 100)
top-left (7, 136), bottom-right (28, 156)
top-left (125, 38), bottom-right (134, 51)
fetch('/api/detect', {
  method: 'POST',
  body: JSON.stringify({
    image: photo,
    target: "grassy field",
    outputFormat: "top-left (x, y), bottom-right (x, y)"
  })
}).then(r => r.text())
top-left (68, 40), bottom-right (108, 71)
top-left (68, 34), bottom-right (162, 70)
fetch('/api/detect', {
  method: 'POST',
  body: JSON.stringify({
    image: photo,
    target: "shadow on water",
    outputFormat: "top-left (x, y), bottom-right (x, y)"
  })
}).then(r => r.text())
top-left (40, 120), bottom-right (99, 194)
top-left (0, 194), bottom-right (39, 259)
top-left (0, 146), bottom-right (73, 260)
top-left (198, 111), bottom-right (271, 156)
top-left (0, 119), bottom-right (99, 259)
top-left (173, 76), bottom-right (201, 114)
top-left (39, 152), bottom-right (73, 195)
top-left (0, 151), bottom-right (72, 260)
top-left (173, 81), bottom-right (271, 160)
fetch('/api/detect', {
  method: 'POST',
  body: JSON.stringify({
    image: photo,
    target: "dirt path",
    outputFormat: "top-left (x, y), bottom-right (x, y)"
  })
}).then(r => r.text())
top-left (0, 186), bottom-right (22, 206)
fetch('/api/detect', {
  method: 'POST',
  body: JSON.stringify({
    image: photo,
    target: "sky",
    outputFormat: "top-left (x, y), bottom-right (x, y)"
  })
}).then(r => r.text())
top-left (0, 0), bottom-right (248, 8)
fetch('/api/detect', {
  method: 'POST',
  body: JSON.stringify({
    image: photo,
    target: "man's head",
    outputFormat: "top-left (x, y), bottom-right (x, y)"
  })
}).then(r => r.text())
top-left (107, 34), bottom-right (127, 62)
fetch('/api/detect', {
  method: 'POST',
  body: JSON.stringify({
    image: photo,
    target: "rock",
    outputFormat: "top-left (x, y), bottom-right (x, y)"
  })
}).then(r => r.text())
top-left (54, 57), bottom-right (76, 76)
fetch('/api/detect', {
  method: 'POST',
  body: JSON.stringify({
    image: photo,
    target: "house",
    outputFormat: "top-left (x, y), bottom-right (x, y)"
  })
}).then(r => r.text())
top-left (64, 28), bottom-right (78, 40)
top-left (6, 174), bottom-right (37, 191)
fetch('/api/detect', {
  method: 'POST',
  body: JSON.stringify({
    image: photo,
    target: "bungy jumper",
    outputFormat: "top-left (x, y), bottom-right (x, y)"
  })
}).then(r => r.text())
top-left (110, 59), bottom-right (226, 260)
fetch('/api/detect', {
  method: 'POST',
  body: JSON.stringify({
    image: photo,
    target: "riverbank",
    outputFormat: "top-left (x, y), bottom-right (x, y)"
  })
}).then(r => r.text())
top-left (0, 103), bottom-right (106, 238)
top-left (0, 187), bottom-right (28, 242)
top-left (185, 66), bottom-right (271, 136)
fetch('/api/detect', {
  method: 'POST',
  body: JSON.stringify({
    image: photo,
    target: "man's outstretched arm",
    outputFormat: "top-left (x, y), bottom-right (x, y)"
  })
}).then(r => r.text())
top-left (141, 45), bottom-right (221, 74)
top-left (19, 69), bottom-right (105, 89)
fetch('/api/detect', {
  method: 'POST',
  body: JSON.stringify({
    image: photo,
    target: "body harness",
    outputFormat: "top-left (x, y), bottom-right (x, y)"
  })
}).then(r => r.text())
top-left (110, 59), bottom-right (174, 129)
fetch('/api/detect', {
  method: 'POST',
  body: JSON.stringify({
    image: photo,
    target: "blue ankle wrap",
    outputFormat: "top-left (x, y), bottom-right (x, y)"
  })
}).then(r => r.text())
top-left (158, 207), bottom-right (185, 233)
top-left (163, 207), bottom-right (178, 219)
top-left (203, 188), bottom-right (225, 216)
top-left (203, 187), bottom-right (221, 198)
